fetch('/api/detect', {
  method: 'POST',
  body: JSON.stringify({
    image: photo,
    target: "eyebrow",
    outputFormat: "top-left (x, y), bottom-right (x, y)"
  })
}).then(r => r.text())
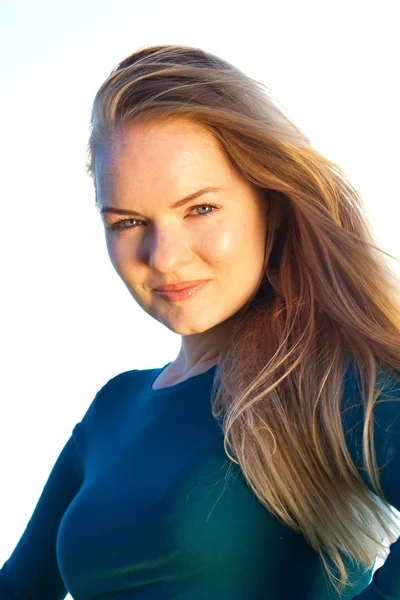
top-left (100, 186), bottom-right (223, 216)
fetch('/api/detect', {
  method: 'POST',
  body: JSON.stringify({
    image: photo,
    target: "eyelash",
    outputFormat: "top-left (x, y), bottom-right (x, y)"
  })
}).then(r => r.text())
top-left (108, 203), bottom-right (221, 232)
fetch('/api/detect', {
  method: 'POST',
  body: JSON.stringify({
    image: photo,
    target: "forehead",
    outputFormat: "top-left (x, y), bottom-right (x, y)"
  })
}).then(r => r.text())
top-left (94, 118), bottom-right (236, 198)
top-left (96, 118), bottom-right (222, 173)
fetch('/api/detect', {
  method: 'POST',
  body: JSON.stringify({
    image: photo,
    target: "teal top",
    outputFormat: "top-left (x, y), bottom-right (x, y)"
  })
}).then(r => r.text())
top-left (1, 362), bottom-right (400, 599)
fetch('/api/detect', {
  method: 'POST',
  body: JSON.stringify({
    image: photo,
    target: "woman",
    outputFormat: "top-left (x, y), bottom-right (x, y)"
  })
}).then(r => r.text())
top-left (1, 44), bottom-right (400, 599)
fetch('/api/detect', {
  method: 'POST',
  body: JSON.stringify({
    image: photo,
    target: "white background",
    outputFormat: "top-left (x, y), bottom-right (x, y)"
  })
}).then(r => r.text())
top-left (1, 0), bottom-right (399, 592)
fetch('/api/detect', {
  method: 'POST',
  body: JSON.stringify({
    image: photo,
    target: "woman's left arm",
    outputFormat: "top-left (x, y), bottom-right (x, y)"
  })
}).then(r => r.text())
top-left (349, 366), bottom-right (400, 599)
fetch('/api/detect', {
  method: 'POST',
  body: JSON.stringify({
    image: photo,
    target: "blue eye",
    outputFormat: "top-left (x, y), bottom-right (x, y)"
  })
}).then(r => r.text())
top-left (109, 203), bottom-right (220, 232)
top-left (192, 204), bottom-right (216, 216)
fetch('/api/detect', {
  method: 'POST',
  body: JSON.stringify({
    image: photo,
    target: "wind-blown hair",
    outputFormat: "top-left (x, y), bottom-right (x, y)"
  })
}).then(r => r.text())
top-left (86, 44), bottom-right (400, 594)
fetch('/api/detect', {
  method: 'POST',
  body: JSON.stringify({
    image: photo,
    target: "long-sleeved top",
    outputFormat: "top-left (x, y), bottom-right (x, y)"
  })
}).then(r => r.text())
top-left (0, 361), bottom-right (399, 599)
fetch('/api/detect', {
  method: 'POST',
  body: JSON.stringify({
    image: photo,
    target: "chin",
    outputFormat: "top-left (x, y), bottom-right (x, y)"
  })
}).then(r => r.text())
top-left (163, 321), bottom-right (214, 336)
top-left (156, 311), bottom-right (221, 336)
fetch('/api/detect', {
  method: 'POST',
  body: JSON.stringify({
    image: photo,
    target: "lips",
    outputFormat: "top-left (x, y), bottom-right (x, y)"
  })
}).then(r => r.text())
top-left (154, 280), bottom-right (210, 302)
top-left (154, 279), bottom-right (209, 292)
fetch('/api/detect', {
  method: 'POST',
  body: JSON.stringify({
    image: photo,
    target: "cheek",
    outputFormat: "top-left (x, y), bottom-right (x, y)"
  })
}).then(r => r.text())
top-left (213, 218), bottom-right (266, 285)
top-left (206, 218), bottom-right (261, 266)
top-left (105, 235), bottom-right (135, 278)
top-left (105, 235), bottom-right (119, 269)
top-left (200, 221), bottom-right (239, 266)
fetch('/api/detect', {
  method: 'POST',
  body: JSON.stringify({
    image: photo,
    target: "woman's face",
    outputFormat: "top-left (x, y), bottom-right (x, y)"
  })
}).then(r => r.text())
top-left (95, 117), bottom-right (268, 335)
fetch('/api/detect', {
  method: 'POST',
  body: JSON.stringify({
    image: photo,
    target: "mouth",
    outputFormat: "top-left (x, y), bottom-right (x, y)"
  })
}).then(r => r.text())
top-left (154, 279), bottom-right (210, 292)
top-left (154, 280), bottom-right (210, 302)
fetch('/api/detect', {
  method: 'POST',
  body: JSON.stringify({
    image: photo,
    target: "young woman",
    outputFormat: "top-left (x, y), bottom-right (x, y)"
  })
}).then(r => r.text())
top-left (1, 44), bottom-right (400, 600)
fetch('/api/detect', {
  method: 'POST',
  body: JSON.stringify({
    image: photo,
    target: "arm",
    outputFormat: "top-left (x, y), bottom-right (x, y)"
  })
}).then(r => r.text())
top-left (352, 541), bottom-right (400, 600)
top-left (346, 366), bottom-right (400, 599)
top-left (0, 424), bottom-right (84, 600)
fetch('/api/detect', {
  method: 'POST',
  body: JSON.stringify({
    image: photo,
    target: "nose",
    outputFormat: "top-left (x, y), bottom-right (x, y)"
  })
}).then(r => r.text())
top-left (145, 226), bottom-right (193, 273)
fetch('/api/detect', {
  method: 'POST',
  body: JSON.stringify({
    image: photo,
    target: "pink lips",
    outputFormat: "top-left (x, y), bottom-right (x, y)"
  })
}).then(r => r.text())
top-left (155, 279), bottom-right (209, 291)
top-left (154, 280), bottom-right (210, 302)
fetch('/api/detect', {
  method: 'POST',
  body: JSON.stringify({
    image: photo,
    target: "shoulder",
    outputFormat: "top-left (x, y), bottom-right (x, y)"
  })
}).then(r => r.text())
top-left (341, 361), bottom-right (400, 504)
top-left (342, 361), bottom-right (400, 432)
top-left (76, 367), bottom-right (155, 427)
top-left (99, 367), bottom-right (152, 395)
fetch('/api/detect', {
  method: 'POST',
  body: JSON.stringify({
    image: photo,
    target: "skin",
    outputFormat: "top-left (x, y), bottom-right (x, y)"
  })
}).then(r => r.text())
top-left (95, 117), bottom-right (268, 387)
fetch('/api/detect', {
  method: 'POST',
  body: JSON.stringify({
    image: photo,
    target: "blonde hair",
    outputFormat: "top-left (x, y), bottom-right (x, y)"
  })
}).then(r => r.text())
top-left (86, 44), bottom-right (400, 594)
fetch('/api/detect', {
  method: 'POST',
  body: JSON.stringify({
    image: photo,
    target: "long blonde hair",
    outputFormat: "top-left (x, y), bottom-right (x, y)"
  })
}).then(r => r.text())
top-left (86, 44), bottom-right (400, 594)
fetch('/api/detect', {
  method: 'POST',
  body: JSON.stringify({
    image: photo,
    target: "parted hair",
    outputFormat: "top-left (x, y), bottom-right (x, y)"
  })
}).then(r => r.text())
top-left (86, 44), bottom-right (400, 594)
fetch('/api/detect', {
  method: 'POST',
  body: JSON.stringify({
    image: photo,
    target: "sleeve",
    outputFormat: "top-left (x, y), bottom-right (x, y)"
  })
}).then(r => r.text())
top-left (347, 366), bottom-right (400, 599)
top-left (0, 423), bottom-right (84, 600)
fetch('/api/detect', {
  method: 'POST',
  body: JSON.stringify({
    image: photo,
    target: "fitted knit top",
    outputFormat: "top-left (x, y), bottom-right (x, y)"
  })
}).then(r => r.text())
top-left (1, 361), bottom-right (400, 599)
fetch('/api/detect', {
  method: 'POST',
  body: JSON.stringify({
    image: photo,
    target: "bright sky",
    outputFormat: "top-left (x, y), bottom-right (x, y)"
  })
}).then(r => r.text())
top-left (1, 0), bottom-right (399, 591)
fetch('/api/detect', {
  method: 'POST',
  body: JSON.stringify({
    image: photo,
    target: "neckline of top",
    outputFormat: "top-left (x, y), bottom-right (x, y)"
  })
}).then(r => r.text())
top-left (144, 362), bottom-right (218, 397)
